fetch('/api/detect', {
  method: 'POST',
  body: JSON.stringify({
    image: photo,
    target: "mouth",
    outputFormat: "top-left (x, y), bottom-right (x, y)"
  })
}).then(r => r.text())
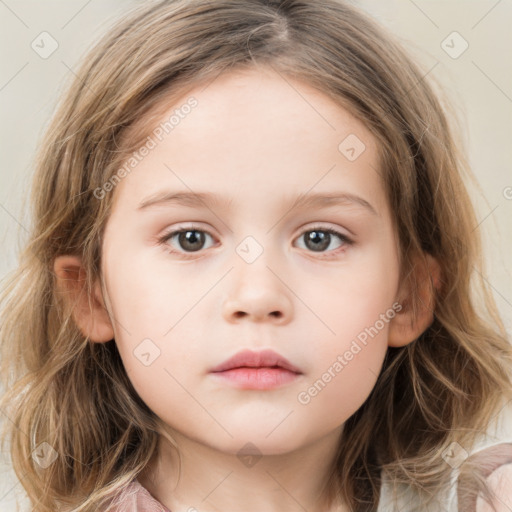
top-left (209, 348), bottom-right (302, 374)
top-left (209, 349), bottom-right (303, 390)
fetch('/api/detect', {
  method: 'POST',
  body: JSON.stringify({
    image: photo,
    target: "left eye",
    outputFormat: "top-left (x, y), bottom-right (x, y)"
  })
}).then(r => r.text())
top-left (294, 227), bottom-right (353, 254)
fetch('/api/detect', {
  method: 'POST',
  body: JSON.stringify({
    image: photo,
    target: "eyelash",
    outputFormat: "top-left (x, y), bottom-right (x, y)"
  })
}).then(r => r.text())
top-left (157, 224), bottom-right (354, 259)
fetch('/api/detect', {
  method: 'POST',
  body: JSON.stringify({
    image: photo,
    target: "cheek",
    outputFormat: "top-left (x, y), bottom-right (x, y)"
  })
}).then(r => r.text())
top-left (103, 256), bottom-right (222, 416)
top-left (112, 325), bottom-right (197, 425)
top-left (300, 332), bottom-right (388, 422)
top-left (297, 257), bottom-right (397, 424)
top-left (104, 247), bottom-right (193, 336)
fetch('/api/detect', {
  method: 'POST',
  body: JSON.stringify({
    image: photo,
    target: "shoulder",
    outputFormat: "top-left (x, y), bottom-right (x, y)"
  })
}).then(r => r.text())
top-left (457, 442), bottom-right (512, 512)
top-left (475, 462), bottom-right (512, 512)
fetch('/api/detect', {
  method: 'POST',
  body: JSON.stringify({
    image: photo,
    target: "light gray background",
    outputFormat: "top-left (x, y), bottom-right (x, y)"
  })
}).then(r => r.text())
top-left (1, 1), bottom-right (511, 510)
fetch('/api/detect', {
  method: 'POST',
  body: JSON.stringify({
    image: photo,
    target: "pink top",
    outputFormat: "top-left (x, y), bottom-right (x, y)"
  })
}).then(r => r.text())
top-left (107, 479), bottom-right (171, 512)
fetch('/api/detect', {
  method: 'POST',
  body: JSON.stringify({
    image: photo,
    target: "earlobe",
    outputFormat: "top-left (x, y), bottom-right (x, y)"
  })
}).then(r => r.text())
top-left (388, 253), bottom-right (442, 348)
top-left (53, 255), bottom-right (114, 343)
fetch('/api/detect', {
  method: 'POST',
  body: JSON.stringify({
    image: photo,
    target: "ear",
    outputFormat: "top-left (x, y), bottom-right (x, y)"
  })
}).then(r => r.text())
top-left (53, 255), bottom-right (114, 343)
top-left (388, 252), bottom-right (442, 348)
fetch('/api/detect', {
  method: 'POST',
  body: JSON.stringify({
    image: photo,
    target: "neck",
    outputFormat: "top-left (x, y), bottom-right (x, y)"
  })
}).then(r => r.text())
top-left (138, 425), bottom-right (349, 512)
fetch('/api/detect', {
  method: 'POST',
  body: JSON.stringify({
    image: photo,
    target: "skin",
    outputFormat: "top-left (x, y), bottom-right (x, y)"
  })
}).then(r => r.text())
top-left (54, 66), bottom-right (440, 512)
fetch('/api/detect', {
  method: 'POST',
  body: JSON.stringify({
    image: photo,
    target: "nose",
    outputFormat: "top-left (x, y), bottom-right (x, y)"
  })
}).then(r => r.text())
top-left (222, 259), bottom-right (293, 325)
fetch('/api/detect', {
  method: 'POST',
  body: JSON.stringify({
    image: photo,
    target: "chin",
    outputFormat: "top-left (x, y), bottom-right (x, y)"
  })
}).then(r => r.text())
top-left (205, 427), bottom-right (310, 457)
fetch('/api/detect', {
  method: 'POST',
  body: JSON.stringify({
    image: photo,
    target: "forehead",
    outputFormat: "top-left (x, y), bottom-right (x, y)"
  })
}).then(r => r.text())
top-left (110, 67), bottom-right (387, 216)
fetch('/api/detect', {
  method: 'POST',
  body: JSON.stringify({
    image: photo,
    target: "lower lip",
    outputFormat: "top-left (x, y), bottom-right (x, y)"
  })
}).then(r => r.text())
top-left (209, 367), bottom-right (301, 390)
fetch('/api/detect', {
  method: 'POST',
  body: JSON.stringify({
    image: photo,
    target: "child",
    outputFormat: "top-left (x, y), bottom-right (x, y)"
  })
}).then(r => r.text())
top-left (1, 1), bottom-right (511, 511)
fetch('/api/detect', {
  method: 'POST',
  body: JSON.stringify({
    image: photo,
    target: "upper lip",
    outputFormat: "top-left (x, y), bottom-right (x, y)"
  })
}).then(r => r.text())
top-left (209, 349), bottom-right (302, 374)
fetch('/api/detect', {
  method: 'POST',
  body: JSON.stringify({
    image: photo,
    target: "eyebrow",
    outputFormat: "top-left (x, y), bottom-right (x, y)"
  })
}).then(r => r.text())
top-left (137, 190), bottom-right (378, 216)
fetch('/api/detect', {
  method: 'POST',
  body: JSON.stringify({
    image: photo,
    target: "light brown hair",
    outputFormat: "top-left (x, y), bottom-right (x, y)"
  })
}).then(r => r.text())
top-left (1, 1), bottom-right (511, 510)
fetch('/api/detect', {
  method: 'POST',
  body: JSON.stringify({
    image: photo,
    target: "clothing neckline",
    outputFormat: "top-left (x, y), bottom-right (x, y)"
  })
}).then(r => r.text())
top-left (132, 478), bottom-right (172, 512)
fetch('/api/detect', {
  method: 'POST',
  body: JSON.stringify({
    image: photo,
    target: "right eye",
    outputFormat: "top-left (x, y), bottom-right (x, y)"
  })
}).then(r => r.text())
top-left (157, 226), bottom-right (217, 257)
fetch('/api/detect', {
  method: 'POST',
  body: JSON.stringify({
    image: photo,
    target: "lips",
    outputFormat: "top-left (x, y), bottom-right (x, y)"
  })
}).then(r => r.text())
top-left (209, 349), bottom-right (302, 374)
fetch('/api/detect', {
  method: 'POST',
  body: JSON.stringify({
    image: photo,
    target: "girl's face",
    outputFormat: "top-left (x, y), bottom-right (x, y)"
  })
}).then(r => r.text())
top-left (100, 67), bottom-right (401, 455)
